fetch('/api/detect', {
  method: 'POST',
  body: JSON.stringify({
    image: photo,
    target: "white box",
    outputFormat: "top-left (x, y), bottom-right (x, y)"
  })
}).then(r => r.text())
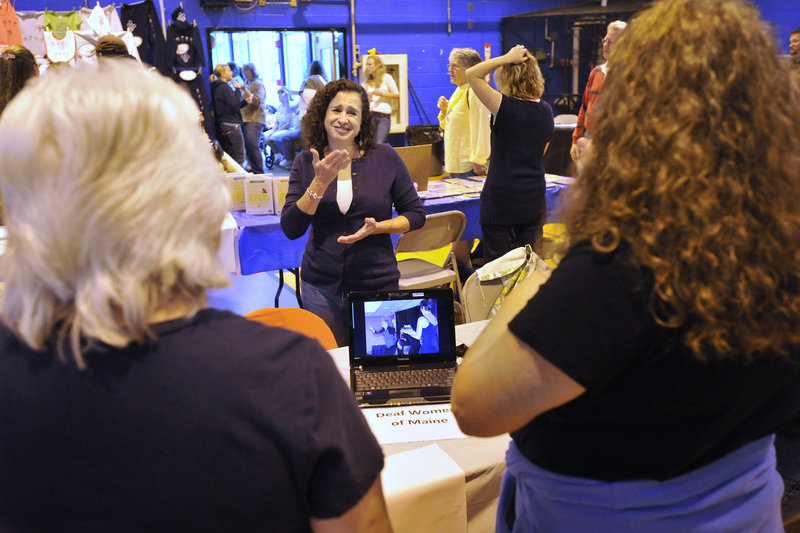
top-left (271, 175), bottom-right (290, 214)
top-left (244, 174), bottom-right (274, 215)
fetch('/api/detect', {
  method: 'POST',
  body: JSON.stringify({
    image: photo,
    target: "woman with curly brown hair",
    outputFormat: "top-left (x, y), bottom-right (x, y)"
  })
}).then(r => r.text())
top-left (281, 79), bottom-right (425, 345)
top-left (452, 0), bottom-right (800, 530)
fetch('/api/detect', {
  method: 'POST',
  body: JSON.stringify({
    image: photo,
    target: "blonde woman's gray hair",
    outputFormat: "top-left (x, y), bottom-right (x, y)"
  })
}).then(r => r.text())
top-left (0, 61), bottom-right (230, 368)
top-left (607, 20), bottom-right (628, 33)
top-left (449, 47), bottom-right (482, 69)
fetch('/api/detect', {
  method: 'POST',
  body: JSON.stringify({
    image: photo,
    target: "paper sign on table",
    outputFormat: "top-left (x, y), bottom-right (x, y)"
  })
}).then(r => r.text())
top-left (382, 444), bottom-right (467, 533)
top-left (361, 404), bottom-right (467, 445)
top-left (225, 173), bottom-right (248, 211)
top-left (244, 175), bottom-right (274, 215)
top-left (271, 175), bottom-right (290, 214)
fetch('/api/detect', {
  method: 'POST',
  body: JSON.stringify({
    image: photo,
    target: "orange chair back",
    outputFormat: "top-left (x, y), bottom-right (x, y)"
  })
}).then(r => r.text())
top-left (244, 307), bottom-right (338, 349)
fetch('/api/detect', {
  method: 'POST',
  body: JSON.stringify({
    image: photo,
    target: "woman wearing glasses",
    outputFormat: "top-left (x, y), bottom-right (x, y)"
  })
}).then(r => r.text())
top-left (571, 20), bottom-right (627, 161)
top-left (436, 48), bottom-right (491, 178)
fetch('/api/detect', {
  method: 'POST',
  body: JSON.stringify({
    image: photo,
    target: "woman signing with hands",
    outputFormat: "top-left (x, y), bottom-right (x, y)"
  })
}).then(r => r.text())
top-left (281, 79), bottom-right (425, 346)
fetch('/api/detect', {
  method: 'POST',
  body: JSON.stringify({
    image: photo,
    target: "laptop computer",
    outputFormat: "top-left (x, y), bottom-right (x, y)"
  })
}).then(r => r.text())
top-left (347, 288), bottom-right (458, 407)
top-left (394, 144), bottom-right (432, 192)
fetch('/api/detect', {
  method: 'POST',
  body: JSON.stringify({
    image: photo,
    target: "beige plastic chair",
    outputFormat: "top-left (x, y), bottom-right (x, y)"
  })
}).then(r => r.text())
top-left (461, 272), bottom-right (504, 322)
top-left (461, 266), bottom-right (552, 323)
top-left (394, 210), bottom-right (467, 302)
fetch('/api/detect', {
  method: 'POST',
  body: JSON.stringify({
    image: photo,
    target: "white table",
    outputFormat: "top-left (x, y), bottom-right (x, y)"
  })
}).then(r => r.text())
top-left (329, 320), bottom-right (510, 533)
top-left (217, 212), bottom-right (239, 275)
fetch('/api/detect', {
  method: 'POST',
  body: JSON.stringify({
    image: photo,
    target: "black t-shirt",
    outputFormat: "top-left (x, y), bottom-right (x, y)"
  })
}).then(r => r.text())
top-left (0, 308), bottom-right (383, 532)
top-left (508, 240), bottom-right (800, 481)
top-left (480, 96), bottom-right (554, 226)
top-left (211, 79), bottom-right (244, 125)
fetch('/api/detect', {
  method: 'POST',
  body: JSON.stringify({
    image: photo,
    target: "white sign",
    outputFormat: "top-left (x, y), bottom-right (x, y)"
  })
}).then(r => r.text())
top-left (361, 404), bottom-right (467, 445)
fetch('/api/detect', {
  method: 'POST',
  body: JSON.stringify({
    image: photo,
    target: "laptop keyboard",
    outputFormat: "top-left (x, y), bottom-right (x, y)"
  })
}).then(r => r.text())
top-left (355, 367), bottom-right (455, 391)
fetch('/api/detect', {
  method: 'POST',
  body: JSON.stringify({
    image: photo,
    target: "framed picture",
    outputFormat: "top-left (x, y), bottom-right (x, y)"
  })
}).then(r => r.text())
top-left (360, 54), bottom-right (409, 134)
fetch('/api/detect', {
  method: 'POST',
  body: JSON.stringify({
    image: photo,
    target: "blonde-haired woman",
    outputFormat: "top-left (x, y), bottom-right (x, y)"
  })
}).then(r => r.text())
top-left (465, 44), bottom-right (554, 262)
top-left (453, 0), bottom-right (800, 530)
top-left (210, 63), bottom-right (248, 166)
top-left (362, 54), bottom-right (398, 143)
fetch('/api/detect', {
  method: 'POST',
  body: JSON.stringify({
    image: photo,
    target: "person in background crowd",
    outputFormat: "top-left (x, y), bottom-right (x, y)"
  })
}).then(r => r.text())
top-left (94, 34), bottom-right (133, 61)
top-left (0, 44), bottom-right (37, 116)
top-left (266, 87), bottom-right (302, 170)
top-left (788, 28), bottom-right (800, 87)
top-left (790, 28), bottom-right (800, 56)
top-left (0, 61), bottom-right (393, 533)
top-left (241, 62), bottom-right (267, 173)
top-left (299, 60), bottom-right (327, 118)
top-left (465, 44), bottom-right (554, 262)
top-left (570, 20), bottom-right (627, 161)
top-left (362, 55), bottom-right (399, 144)
top-left (437, 47), bottom-right (491, 178)
top-left (0, 44), bottom-right (38, 223)
top-left (210, 138), bottom-right (246, 174)
top-left (452, 0), bottom-right (800, 530)
top-left (210, 63), bottom-right (249, 166)
top-left (281, 79), bottom-right (425, 346)
top-left (227, 61), bottom-right (244, 86)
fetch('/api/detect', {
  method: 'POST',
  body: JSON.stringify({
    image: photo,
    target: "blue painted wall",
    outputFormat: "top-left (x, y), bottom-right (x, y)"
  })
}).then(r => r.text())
top-left (756, 0), bottom-right (800, 55)
top-left (16, 0), bottom-right (800, 126)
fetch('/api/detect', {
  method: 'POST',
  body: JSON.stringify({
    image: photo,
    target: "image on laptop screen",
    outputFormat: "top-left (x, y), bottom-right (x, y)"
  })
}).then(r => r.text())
top-left (349, 289), bottom-right (456, 363)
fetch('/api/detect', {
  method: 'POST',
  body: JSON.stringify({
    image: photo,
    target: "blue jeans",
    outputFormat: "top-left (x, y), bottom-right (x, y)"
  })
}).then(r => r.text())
top-left (373, 112), bottom-right (391, 144)
top-left (267, 128), bottom-right (301, 160)
top-left (776, 434), bottom-right (800, 523)
top-left (243, 122), bottom-right (265, 173)
top-left (448, 170), bottom-right (476, 178)
top-left (300, 280), bottom-right (350, 347)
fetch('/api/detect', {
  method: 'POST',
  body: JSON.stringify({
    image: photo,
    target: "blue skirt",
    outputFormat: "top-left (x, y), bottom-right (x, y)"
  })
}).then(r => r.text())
top-left (497, 436), bottom-right (783, 532)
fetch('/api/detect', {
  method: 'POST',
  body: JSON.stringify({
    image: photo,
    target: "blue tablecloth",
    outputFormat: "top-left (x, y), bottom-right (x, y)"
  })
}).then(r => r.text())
top-left (232, 184), bottom-right (568, 275)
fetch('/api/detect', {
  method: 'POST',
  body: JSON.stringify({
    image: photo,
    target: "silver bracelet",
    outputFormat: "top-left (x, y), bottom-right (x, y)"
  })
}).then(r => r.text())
top-left (306, 188), bottom-right (322, 200)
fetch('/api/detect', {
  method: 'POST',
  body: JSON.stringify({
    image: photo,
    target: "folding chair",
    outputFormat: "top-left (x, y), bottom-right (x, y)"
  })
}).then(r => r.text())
top-left (244, 307), bottom-right (338, 349)
top-left (461, 272), bottom-right (504, 323)
top-left (394, 210), bottom-right (467, 303)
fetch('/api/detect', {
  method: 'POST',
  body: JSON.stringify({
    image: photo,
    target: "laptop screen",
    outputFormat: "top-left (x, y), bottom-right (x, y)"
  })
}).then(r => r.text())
top-left (348, 288), bottom-right (456, 366)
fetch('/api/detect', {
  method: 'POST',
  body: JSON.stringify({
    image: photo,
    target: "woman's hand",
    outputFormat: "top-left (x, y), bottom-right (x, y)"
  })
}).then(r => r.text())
top-left (338, 217), bottom-right (378, 244)
top-left (437, 96), bottom-right (449, 113)
top-left (311, 148), bottom-right (351, 188)
top-left (505, 44), bottom-right (530, 64)
top-left (472, 162), bottom-right (487, 176)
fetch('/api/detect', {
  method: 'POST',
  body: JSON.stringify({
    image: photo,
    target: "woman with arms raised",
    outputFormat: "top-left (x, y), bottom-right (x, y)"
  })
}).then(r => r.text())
top-left (452, 0), bottom-right (800, 530)
top-left (0, 62), bottom-right (392, 533)
top-left (281, 79), bottom-right (425, 346)
top-left (464, 44), bottom-right (553, 262)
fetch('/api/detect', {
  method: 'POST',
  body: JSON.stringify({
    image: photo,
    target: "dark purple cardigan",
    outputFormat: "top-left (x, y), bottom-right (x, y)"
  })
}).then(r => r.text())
top-left (280, 144), bottom-right (426, 295)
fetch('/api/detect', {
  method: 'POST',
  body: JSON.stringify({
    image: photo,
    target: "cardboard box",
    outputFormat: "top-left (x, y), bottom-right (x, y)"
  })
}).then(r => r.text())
top-left (244, 174), bottom-right (274, 215)
top-left (271, 175), bottom-right (290, 214)
top-left (225, 173), bottom-right (248, 211)
top-left (394, 144), bottom-right (431, 191)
